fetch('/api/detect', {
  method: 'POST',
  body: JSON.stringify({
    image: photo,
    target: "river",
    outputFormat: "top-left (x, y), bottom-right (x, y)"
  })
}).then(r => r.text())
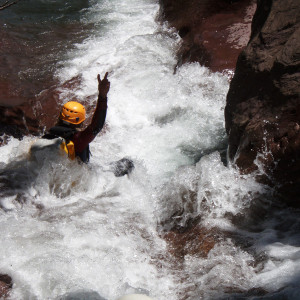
top-left (0, 1), bottom-right (300, 299)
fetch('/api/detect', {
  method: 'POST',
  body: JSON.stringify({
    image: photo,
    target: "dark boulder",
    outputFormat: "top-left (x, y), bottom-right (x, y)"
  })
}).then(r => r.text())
top-left (163, 225), bottom-right (221, 259)
top-left (0, 274), bottom-right (12, 299)
top-left (225, 0), bottom-right (300, 206)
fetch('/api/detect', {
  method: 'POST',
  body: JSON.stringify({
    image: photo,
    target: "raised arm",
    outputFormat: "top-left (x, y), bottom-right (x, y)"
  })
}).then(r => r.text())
top-left (72, 72), bottom-right (110, 153)
top-left (90, 72), bottom-right (111, 135)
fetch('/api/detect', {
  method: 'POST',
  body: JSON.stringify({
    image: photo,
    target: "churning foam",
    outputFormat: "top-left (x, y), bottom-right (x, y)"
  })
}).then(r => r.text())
top-left (1, 0), bottom-right (300, 299)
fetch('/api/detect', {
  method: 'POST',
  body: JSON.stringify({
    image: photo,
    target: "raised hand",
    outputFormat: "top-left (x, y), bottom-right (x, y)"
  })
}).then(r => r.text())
top-left (97, 72), bottom-right (110, 98)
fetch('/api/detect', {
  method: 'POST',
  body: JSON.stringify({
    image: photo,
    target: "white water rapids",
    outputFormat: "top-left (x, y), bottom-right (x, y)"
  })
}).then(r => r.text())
top-left (1, 1), bottom-right (300, 299)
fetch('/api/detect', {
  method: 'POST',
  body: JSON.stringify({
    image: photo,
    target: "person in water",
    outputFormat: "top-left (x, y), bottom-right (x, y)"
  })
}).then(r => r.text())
top-left (44, 72), bottom-right (110, 163)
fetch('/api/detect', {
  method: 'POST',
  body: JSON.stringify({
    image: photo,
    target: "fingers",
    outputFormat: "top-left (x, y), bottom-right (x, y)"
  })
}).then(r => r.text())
top-left (98, 72), bottom-right (109, 83)
top-left (98, 72), bottom-right (109, 90)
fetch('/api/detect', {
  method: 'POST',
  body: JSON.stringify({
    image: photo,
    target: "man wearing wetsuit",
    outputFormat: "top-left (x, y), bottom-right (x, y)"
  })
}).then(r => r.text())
top-left (44, 72), bottom-right (110, 163)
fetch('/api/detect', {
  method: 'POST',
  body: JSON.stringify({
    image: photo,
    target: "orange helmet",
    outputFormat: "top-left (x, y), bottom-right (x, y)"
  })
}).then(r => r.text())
top-left (59, 101), bottom-right (86, 125)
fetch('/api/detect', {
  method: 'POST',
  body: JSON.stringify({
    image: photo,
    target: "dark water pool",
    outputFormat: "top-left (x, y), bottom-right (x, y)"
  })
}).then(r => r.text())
top-left (0, 0), bottom-right (95, 107)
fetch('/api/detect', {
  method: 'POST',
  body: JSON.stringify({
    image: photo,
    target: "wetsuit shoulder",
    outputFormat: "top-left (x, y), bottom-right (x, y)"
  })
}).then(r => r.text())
top-left (49, 126), bottom-right (75, 140)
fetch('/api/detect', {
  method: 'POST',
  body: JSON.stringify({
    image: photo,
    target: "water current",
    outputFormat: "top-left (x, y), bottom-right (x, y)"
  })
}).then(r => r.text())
top-left (0, 1), bottom-right (300, 299)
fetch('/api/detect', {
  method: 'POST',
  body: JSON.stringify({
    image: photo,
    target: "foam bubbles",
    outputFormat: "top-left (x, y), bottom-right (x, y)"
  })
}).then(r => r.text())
top-left (1, 0), bottom-right (300, 300)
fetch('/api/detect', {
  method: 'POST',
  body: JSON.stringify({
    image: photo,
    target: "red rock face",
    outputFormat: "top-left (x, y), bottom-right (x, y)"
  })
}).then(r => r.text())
top-left (0, 84), bottom-right (62, 143)
top-left (0, 25), bottom-right (62, 140)
top-left (163, 225), bottom-right (220, 259)
top-left (0, 72), bottom-right (84, 144)
top-left (225, 0), bottom-right (300, 206)
top-left (159, 0), bottom-right (256, 72)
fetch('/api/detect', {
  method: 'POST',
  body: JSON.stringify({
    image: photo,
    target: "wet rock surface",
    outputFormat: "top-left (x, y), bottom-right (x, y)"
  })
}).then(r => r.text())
top-left (163, 224), bottom-right (221, 259)
top-left (0, 274), bottom-right (12, 299)
top-left (225, 0), bottom-right (300, 206)
top-left (159, 0), bottom-right (256, 72)
top-left (0, 75), bottom-right (84, 146)
top-left (0, 86), bottom-right (61, 145)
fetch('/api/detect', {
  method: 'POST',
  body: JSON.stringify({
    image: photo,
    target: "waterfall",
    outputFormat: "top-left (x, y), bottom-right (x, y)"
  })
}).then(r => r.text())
top-left (0, 1), bottom-right (299, 299)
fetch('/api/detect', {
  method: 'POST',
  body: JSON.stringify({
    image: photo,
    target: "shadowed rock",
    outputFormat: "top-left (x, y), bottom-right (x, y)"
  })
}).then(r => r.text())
top-left (0, 274), bottom-right (12, 299)
top-left (225, 0), bottom-right (300, 206)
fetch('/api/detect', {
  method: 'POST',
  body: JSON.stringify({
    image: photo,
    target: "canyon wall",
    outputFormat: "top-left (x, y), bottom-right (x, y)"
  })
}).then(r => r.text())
top-left (159, 0), bottom-right (255, 73)
top-left (225, 0), bottom-right (300, 206)
top-left (160, 0), bottom-right (299, 206)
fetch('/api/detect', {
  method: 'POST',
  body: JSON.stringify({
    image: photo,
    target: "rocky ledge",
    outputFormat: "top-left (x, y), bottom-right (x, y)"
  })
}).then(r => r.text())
top-left (225, 0), bottom-right (300, 206)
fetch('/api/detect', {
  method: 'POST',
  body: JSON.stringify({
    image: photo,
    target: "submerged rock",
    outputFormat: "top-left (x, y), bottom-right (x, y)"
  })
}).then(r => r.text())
top-left (163, 224), bottom-right (221, 259)
top-left (225, 0), bottom-right (300, 206)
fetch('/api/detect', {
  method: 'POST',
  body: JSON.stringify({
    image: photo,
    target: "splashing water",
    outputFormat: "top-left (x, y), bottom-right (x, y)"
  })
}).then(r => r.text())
top-left (1, 1), bottom-right (300, 300)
